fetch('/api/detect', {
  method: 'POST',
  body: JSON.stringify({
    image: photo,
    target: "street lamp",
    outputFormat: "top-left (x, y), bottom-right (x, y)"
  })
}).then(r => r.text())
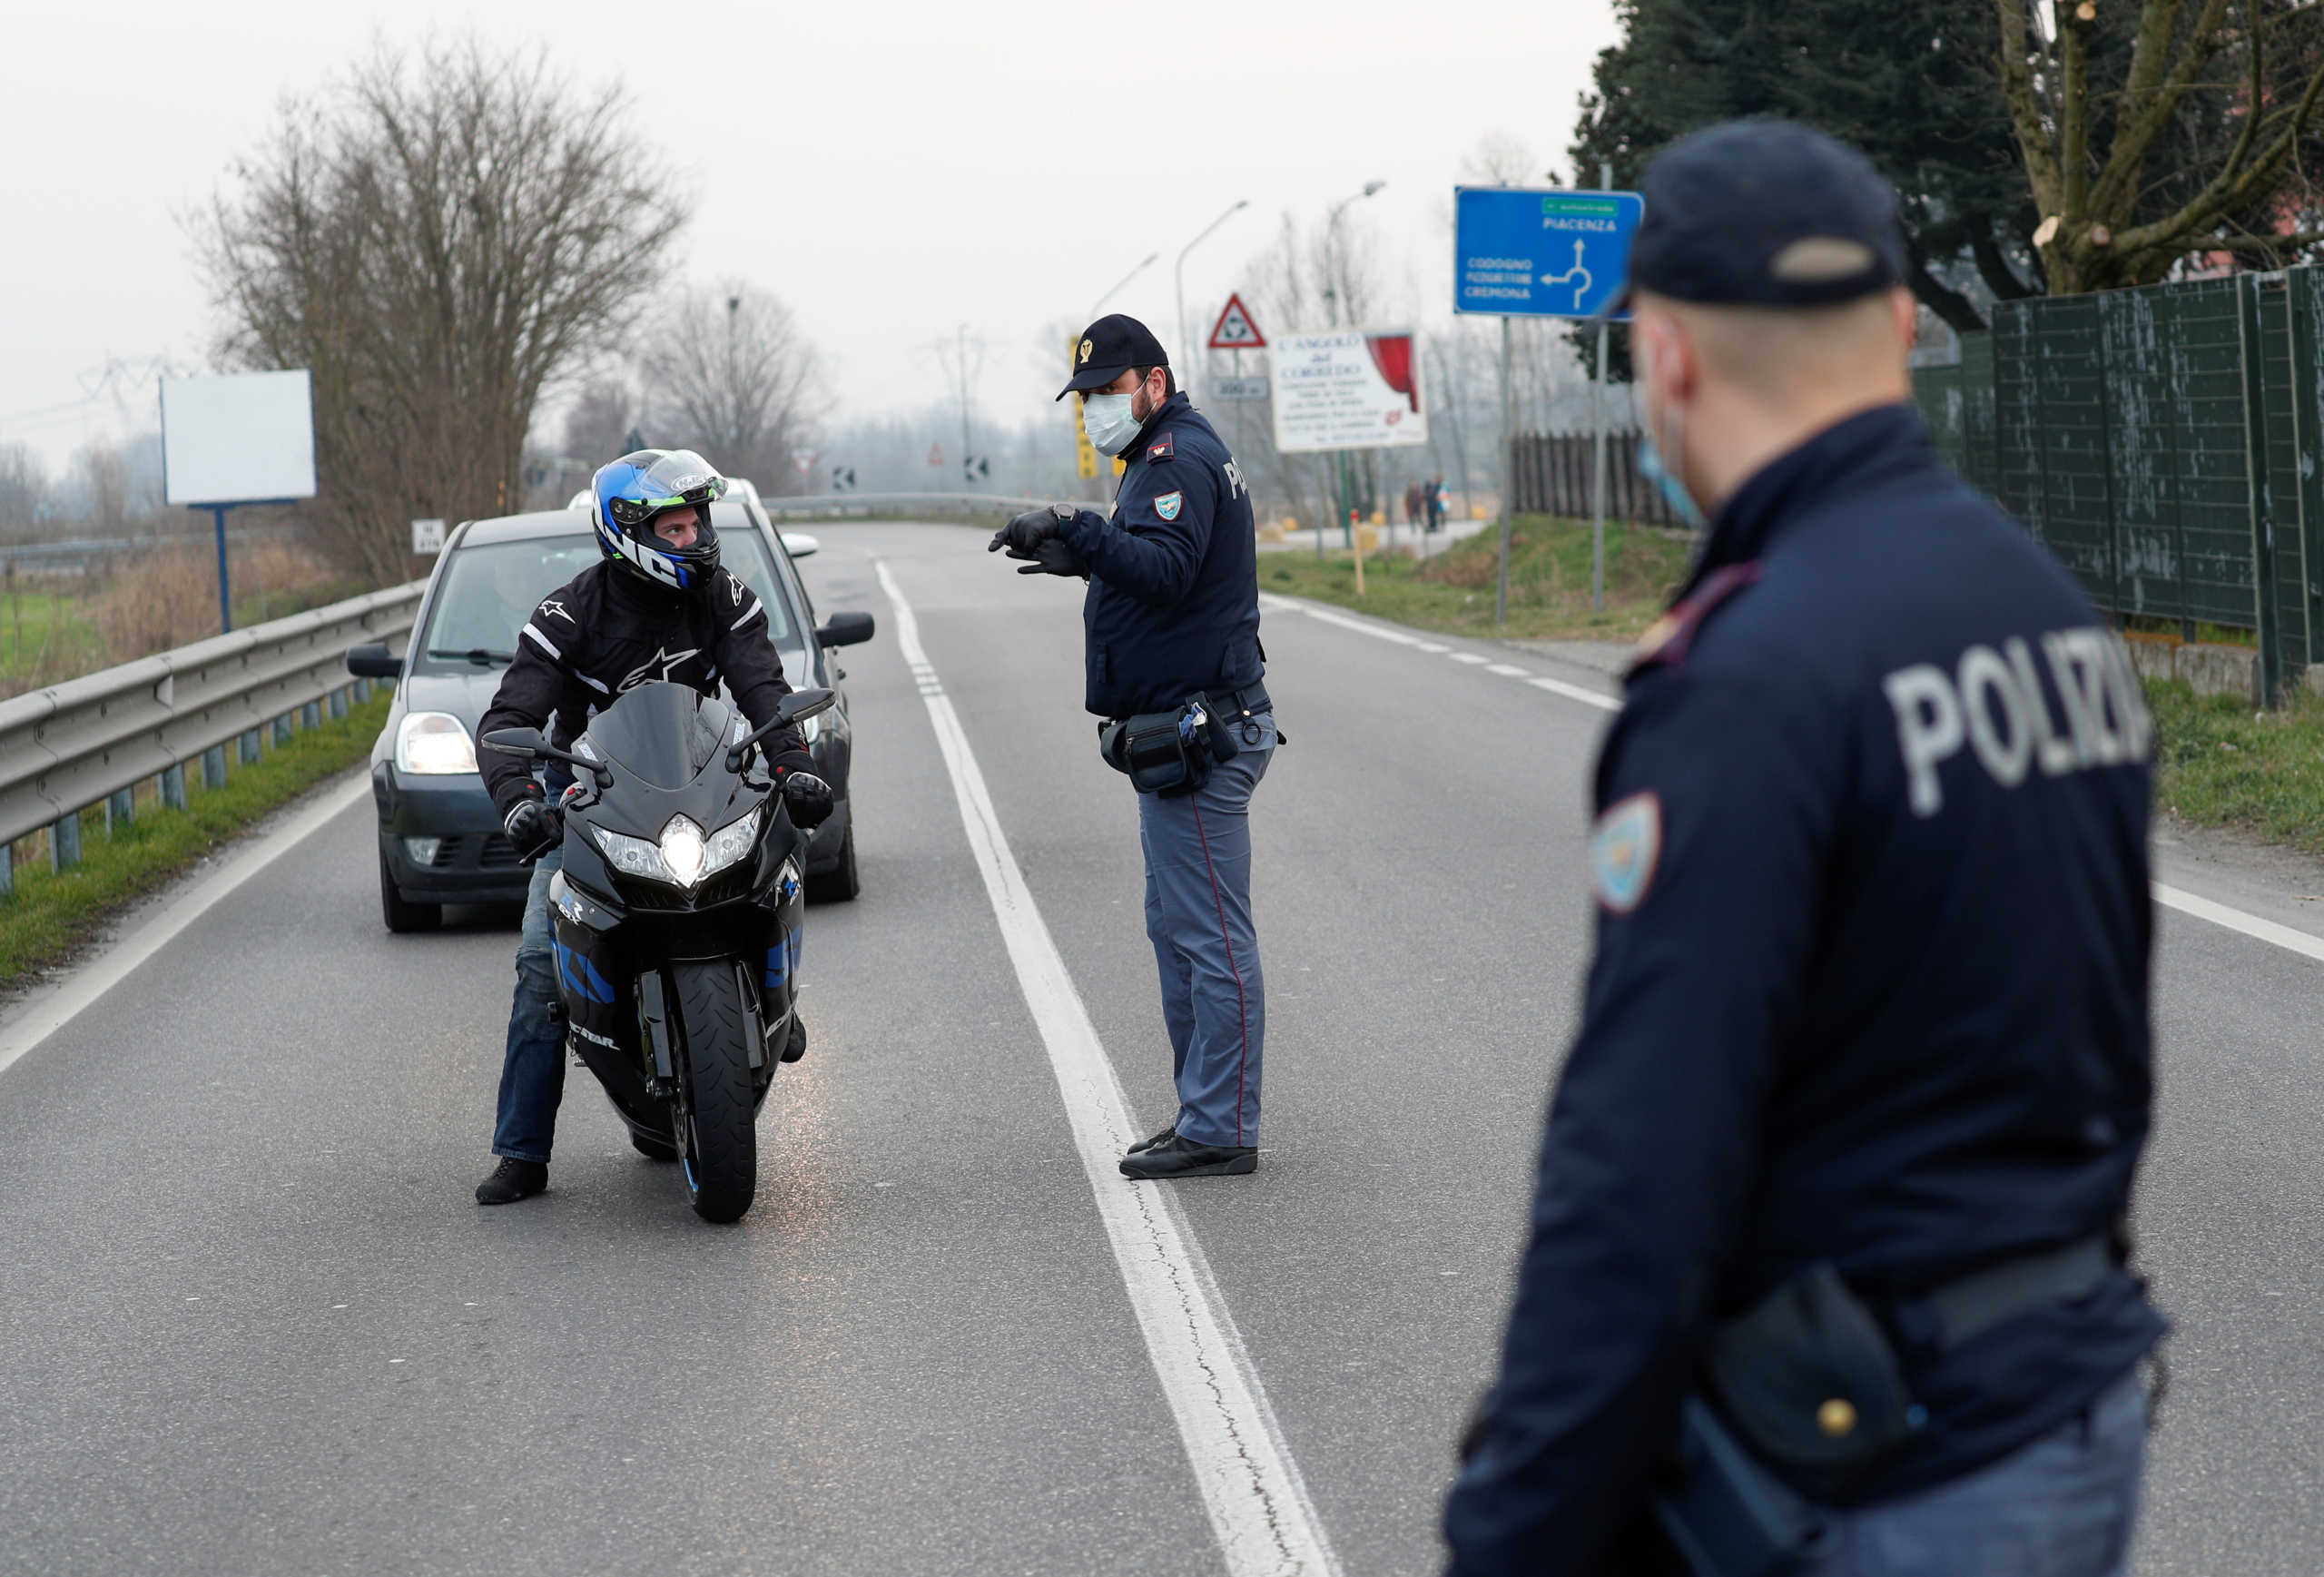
top-left (1320, 181), bottom-right (1385, 555)
top-left (1175, 199), bottom-right (1248, 402)
top-left (1089, 251), bottom-right (1161, 322)
top-left (1322, 180), bottom-right (1385, 329)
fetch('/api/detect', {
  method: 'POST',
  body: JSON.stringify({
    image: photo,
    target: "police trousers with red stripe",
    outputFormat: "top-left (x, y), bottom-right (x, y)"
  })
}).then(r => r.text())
top-left (1136, 712), bottom-right (1275, 1149)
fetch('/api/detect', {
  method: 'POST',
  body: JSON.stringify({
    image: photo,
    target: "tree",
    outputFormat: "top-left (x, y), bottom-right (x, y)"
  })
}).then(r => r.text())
top-left (0, 442), bottom-right (48, 535)
top-left (1572, 0), bottom-right (2041, 331)
top-left (560, 379), bottom-right (638, 468)
top-left (197, 41), bottom-right (683, 583)
top-left (642, 282), bottom-right (827, 494)
top-left (1997, 0), bottom-right (2324, 292)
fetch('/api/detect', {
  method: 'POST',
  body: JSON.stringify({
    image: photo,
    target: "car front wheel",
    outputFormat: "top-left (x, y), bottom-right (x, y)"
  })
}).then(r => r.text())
top-left (379, 849), bottom-right (442, 933)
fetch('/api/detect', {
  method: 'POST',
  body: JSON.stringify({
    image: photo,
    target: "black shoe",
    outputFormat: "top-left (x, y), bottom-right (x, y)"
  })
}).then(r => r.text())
top-left (1127, 1124), bottom-right (1177, 1156)
top-left (1119, 1133), bottom-right (1257, 1179)
top-left (780, 1016), bottom-right (807, 1064)
top-left (475, 1158), bottom-right (547, 1205)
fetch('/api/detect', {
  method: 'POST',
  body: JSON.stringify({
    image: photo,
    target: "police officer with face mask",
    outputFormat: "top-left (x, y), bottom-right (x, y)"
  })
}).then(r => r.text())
top-left (990, 313), bottom-right (1275, 1180)
top-left (1443, 123), bottom-right (2162, 1576)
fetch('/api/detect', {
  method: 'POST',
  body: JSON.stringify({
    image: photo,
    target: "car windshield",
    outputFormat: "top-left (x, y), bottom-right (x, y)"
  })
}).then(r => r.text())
top-left (413, 511), bottom-right (794, 669)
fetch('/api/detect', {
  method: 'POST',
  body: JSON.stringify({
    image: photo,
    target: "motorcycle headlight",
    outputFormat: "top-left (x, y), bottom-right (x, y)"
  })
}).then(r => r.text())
top-left (700, 807), bottom-right (762, 879)
top-left (594, 825), bottom-right (676, 884)
top-left (594, 809), bottom-right (761, 892)
top-left (395, 712), bottom-right (477, 774)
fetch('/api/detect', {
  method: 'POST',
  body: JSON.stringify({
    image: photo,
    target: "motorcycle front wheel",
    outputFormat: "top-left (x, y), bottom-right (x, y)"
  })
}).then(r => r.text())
top-left (669, 960), bottom-right (759, 1223)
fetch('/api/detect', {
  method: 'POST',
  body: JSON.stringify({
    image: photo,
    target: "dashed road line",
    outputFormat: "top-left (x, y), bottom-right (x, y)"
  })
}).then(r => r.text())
top-left (879, 559), bottom-right (1341, 1577)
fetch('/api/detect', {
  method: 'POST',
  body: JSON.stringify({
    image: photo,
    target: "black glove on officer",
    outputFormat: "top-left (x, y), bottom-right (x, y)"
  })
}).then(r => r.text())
top-left (990, 506), bottom-right (1090, 578)
top-left (773, 752), bottom-right (834, 829)
top-left (503, 794), bottom-right (561, 862)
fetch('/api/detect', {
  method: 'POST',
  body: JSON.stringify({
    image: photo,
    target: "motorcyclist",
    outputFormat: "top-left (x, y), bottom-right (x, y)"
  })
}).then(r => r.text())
top-left (471, 448), bottom-right (832, 1206)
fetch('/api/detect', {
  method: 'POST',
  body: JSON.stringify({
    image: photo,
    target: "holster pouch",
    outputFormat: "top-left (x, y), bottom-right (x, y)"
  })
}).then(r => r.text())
top-left (1099, 695), bottom-right (1232, 797)
top-left (1655, 1264), bottom-right (1918, 1576)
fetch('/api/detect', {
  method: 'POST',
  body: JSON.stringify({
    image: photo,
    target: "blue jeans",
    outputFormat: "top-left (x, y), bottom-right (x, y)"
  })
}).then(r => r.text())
top-left (491, 850), bottom-right (566, 1164)
top-left (1137, 713), bottom-right (1275, 1148)
top-left (1805, 1370), bottom-right (2146, 1577)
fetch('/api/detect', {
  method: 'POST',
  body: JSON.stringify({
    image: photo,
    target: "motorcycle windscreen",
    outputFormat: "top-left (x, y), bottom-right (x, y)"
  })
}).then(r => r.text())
top-left (582, 681), bottom-right (739, 790)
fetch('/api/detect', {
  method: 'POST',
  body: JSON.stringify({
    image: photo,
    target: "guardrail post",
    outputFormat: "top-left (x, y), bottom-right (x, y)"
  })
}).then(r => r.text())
top-left (273, 713), bottom-right (292, 748)
top-left (329, 686), bottom-right (348, 720)
top-left (106, 788), bottom-right (133, 831)
top-left (301, 700), bottom-right (320, 731)
top-left (162, 764), bottom-right (188, 812)
top-left (0, 841), bottom-right (12, 901)
top-left (354, 677), bottom-right (372, 705)
top-left (239, 730), bottom-right (261, 765)
top-left (52, 812), bottom-right (80, 872)
top-left (203, 746), bottom-right (226, 790)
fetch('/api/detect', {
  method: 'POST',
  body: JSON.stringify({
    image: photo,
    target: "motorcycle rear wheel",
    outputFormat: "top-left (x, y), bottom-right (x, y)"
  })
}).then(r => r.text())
top-left (670, 960), bottom-right (758, 1223)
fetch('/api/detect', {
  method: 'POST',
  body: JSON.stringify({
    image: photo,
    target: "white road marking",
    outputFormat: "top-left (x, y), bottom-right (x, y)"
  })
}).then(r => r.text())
top-left (1447, 652), bottom-right (1492, 665)
top-left (1528, 675), bottom-right (1622, 712)
top-left (0, 774), bottom-right (371, 1082)
top-left (875, 559), bottom-right (1341, 1577)
top-left (1484, 663), bottom-right (1531, 677)
top-left (2153, 882), bottom-right (2324, 963)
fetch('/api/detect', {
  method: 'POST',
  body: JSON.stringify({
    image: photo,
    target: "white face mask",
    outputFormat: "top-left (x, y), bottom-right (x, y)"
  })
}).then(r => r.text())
top-left (1081, 390), bottom-right (1141, 457)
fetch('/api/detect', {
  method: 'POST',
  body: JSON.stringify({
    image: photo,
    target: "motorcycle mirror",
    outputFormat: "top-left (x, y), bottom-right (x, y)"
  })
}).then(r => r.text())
top-left (726, 689), bottom-right (838, 772)
top-left (481, 726), bottom-right (545, 756)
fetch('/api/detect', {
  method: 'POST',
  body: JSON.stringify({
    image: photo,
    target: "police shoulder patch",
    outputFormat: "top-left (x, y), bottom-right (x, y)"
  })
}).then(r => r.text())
top-left (1630, 562), bottom-right (1763, 678)
top-left (1155, 491), bottom-right (1184, 521)
top-left (1590, 792), bottom-right (1662, 914)
top-left (1146, 432), bottom-right (1175, 463)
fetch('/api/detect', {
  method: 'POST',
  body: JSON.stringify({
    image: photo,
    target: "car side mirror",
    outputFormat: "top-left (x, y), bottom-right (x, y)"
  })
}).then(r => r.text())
top-left (815, 611), bottom-right (875, 649)
top-left (347, 641), bottom-right (403, 679)
top-left (781, 531), bottom-right (822, 558)
top-left (481, 726), bottom-right (545, 757)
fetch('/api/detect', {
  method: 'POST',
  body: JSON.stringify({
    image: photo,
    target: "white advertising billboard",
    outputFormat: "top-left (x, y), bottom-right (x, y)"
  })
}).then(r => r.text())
top-left (160, 370), bottom-right (318, 506)
top-left (1269, 330), bottom-right (1427, 454)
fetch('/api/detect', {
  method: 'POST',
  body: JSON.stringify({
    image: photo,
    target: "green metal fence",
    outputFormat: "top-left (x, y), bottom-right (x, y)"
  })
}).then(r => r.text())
top-left (1915, 269), bottom-right (2324, 701)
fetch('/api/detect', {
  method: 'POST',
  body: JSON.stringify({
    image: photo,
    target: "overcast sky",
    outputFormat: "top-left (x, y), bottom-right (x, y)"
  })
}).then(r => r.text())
top-left (5, 0), bottom-right (1617, 470)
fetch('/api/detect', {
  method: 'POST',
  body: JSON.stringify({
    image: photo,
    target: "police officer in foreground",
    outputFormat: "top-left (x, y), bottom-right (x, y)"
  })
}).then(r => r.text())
top-left (990, 314), bottom-right (1275, 1179)
top-left (1443, 123), bottom-right (2162, 1575)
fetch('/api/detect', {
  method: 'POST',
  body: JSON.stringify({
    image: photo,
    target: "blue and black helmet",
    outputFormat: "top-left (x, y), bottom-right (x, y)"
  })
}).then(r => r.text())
top-left (590, 448), bottom-right (725, 594)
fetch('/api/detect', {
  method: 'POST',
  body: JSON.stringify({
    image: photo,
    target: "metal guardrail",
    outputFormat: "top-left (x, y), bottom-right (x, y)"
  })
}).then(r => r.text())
top-left (0, 582), bottom-right (424, 858)
top-left (0, 529), bottom-right (282, 569)
top-left (756, 491), bottom-right (1059, 520)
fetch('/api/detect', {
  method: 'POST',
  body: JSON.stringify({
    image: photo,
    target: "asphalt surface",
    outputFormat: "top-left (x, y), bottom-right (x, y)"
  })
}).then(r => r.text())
top-left (0, 518), bottom-right (2319, 1574)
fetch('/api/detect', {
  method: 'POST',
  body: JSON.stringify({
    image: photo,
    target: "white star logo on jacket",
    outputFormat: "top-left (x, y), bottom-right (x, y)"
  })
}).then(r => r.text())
top-left (620, 646), bottom-right (702, 691)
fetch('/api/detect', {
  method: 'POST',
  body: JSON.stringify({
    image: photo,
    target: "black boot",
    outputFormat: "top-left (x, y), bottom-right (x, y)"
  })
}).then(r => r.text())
top-left (1119, 1133), bottom-right (1256, 1179)
top-left (1127, 1124), bottom-right (1177, 1156)
top-left (780, 1016), bottom-right (808, 1063)
top-left (475, 1158), bottom-right (547, 1205)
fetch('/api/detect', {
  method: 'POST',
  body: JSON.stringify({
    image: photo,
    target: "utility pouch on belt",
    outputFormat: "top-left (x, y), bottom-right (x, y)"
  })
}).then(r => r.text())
top-left (1653, 1264), bottom-right (1914, 1577)
top-left (1099, 695), bottom-right (1240, 797)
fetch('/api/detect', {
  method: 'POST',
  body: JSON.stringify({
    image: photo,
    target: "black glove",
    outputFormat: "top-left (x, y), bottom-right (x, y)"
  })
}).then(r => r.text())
top-left (1009, 536), bottom-right (1087, 577)
top-left (503, 795), bottom-right (561, 862)
top-left (779, 769), bottom-right (834, 829)
top-left (990, 505), bottom-right (1076, 558)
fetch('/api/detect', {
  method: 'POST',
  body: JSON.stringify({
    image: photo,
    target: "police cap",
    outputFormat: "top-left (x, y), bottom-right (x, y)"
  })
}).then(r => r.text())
top-left (1058, 313), bottom-right (1169, 400)
top-left (1612, 120), bottom-right (1905, 316)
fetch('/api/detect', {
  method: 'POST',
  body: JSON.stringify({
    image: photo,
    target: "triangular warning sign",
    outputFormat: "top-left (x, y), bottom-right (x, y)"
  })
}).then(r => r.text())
top-left (1207, 293), bottom-right (1266, 350)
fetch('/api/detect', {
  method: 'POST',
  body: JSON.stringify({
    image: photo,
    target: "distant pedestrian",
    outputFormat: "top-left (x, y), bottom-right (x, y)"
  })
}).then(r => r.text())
top-left (1405, 480), bottom-right (1423, 530)
top-left (1443, 122), bottom-right (2161, 1577)
top-left (1427, 476), bottom-right (1447, 533)
top-left (988, 313), bottom-right (1277, 1180)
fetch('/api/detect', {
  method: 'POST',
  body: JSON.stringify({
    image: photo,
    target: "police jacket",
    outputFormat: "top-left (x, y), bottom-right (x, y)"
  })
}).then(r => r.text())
top-left (1059, 392), bottom-right (1263, 717)
top-left (477, 559), bottom-right (809, 818)
top-left (1443, 404), bottom-right (2163, 1575)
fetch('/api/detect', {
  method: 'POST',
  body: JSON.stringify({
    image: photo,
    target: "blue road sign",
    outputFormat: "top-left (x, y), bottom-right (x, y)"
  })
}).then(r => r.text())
top-left (1453, 187), bottom-right (1645, 320)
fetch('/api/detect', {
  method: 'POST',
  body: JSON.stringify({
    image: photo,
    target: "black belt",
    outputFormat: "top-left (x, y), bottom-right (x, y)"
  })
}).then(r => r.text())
top-left (1207, 681), bottom-right (1271, 718)
top-left (1923, 1233), bottom-right (2118, 1350)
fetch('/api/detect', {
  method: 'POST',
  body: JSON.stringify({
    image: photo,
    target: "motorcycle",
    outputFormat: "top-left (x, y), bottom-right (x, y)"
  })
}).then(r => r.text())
top-left (483, 680), bottom-right (835, 1223)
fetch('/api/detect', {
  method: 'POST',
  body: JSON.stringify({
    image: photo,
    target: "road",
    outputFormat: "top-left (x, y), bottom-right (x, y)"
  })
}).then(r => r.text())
top-left (0, 518), bottom-right (2318, 1574)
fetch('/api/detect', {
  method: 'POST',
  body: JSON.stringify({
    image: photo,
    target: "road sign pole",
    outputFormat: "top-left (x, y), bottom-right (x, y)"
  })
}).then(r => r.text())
top-left (1496, 315), bottom-right (1512, 626)
top-left (211, 504), bottom-right (232, 634)
top-left (1591, 161), bottom-right (1612, 615)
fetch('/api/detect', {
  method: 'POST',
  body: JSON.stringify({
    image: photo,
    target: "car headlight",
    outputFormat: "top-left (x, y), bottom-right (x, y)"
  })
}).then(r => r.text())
top-left (594, 808), bottom-right (761, 891)
top-left (396, 712), bottom-right (477, 774)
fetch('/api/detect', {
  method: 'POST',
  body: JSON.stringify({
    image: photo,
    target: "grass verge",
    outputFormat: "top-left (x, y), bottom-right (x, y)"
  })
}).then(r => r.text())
top-left (1261, 515), bottom-right (1694, 644)
top-left (2148, 678), bottom-right (2324, 856)
top-left (0, 692), bottom-right (389, 987)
